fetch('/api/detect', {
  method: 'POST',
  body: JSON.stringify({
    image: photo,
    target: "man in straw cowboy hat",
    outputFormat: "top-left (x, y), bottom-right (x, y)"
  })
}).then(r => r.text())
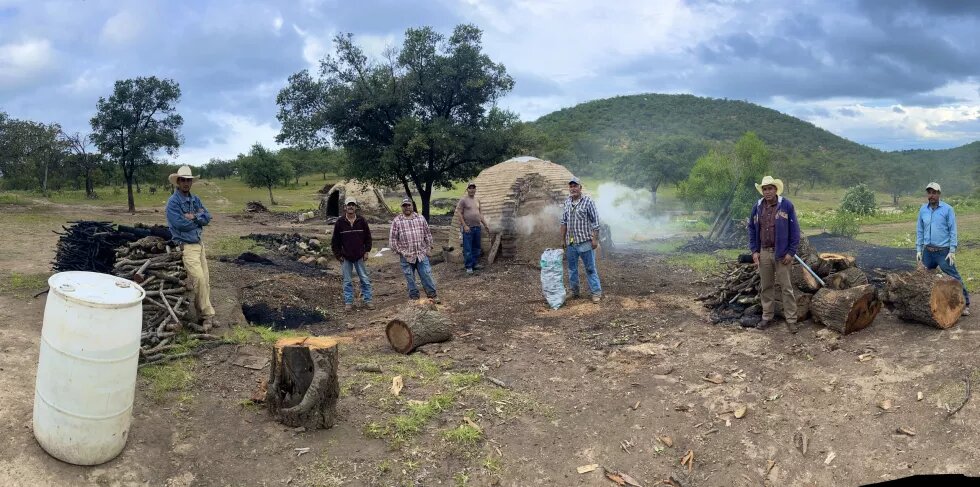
top-left (166, 165), bottom-right (216, 330)
top-left (917, 182), bottom-right (970, 316)
top-left (747, 175), bottom-right (801, 332)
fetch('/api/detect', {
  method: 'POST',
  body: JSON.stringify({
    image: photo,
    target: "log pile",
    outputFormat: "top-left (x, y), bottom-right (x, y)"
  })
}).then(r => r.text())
top-left (882, 270), bottom-right (966, 329)
top-left (111, 236), bottom-right (201, 360)
top-left (700, 235), bottom-right (883, 334)
top-left (52, 221), bottom-right (171, 273)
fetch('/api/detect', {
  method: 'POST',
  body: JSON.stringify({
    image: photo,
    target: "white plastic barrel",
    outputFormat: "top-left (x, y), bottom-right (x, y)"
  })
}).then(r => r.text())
top-left (33, 271), bottom-right (145, 465)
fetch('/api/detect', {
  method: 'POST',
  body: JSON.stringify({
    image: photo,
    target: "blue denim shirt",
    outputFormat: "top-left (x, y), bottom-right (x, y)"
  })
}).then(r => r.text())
top-left (166, 190), bottom-right (211, 244)
top-left (916, 201), bottom-right (958, 253)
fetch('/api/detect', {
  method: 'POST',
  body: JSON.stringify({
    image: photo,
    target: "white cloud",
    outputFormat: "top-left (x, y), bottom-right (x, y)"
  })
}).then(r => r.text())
top-left (0, 38), bottom-right (56, 90)
top-left (293, 24), bottom-right (335, 69)
top-left (273, 14), bottom-right (284, 33)
top-left (177, 111), bottom-right (281, 165)
top-left (100, 9), bottom-right (144, 45)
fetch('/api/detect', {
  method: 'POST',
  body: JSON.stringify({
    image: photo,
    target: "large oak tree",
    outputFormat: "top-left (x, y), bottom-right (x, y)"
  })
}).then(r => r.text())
top-left (276, 24), bottom-right (524, 219)
top-left (90, 76), bottom-right (182, 213)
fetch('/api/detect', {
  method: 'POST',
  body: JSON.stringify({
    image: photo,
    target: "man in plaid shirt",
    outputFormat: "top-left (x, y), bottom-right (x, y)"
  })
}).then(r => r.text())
top-left (390, 198), bottom-right (439, 302)
top-left (560, 177), bottom-right (603, 303)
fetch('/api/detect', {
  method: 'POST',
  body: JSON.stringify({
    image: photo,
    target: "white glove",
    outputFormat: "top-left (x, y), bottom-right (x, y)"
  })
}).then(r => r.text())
top-left (916, 251), bottom-right (922, 263)
top-left (946, 252), bottom-right (955, 265)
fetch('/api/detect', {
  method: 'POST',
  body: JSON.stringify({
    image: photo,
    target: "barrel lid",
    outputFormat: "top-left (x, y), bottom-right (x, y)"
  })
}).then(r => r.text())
top-left (48, 271), bottom-right (145, 307)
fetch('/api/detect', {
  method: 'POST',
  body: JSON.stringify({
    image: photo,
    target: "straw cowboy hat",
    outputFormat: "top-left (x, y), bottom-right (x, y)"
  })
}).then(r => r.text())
top-left (168, 165), bottom-right (197, 185)
top-left (755, 175), bottom-right (784, 195)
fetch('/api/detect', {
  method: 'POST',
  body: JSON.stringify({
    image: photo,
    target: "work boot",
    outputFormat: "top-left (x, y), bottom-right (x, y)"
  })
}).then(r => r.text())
top-left (567, 290), bottom-right (580, 300)
top-left (756, 319), bottom-right (772, 330)
top-left (474, 264), bottom-right (484, 270)
top-left (964, 307), bottom-right (971, 316)
top-left (201, 316), bottom-right (215, 330)
top-left (344, 303), bottom-right (353, 312)
top-left (466, 268), bottom-right (474, 275)
top-left (431, 296), bottom-right (441, 304)
top-left (785, 321), bottom-right (801, 334)
top-left (591, 294), bottom-right (602, 304)
top-left (365, 302), bottom-right (376, 310)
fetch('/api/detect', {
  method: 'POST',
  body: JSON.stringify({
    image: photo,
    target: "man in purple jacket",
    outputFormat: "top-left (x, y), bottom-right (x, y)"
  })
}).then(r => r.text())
top-left (747, 176), bottom-right (801, 331)
top-left (331, 198), bottom-right (373, 311)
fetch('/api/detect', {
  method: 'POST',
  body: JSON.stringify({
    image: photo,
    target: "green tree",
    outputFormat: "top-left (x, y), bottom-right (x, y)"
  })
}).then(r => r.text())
top-left (90, 76), bottom-right (183, 213)
top-left (840, 183), bottom-right (877, 215)
top-left (60, 131), bottom-right (103, 198)
top-left (0, 116), bottom-right (65, 194)
top-left (276, 24), bottom-right (523, 219)
top-left (678, 132), bottom-right (771, 219)
top-left (615, 136), bottom-right (707, 208)
top-left (239, 143), bottom-right (294, 205)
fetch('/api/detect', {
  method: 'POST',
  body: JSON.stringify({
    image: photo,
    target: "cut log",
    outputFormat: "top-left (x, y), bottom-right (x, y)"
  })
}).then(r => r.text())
top-left (266, 336), bottom-right (341, 430)
top-left (826, 267), bottom-right (869, 290)
top-left (791, 264), bottom-right (822, 293)
top-left (487, 232), bottom-right (503, 265)
top-left (884, 270), bottom-right (965, 329)
top-left (386, 305), bottom-right (452, 354)
top-left (811, 284), bottom-right (882, 334)
top-left (819, 253), bottom-right (856, 272)
top-left (777, 293), bottom-right (813, 322)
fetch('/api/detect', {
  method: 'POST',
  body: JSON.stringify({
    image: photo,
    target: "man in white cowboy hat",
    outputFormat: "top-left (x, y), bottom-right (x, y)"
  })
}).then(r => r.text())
top-left (166, 165), bottom-right (216, 330)
top-left (747, 175), bottom-right (801, 331)
top-left (916, 182), bottom-right (970, 315)
top-left (331, 197), bottom-right (374, 311)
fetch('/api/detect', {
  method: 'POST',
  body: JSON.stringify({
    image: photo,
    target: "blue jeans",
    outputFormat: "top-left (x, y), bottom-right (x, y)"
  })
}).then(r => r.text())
top-left (342, 258), bottom-right (373, 304)
top-left (923, 247), bottom-right (970, 306)
top-left (567, 242), bottom-right (601, 295)
top-left (462, 225), bottom-right (482, 270)
top-left (399, 256), bottom-right (437, 299)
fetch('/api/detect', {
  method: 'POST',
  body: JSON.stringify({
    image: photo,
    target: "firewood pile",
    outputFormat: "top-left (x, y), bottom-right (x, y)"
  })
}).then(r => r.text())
top-left (699, 235), bottom-right (883, 334)
top-left (247, 233), bottom-right (331, 267)
top-left (52, 221), bottom-right (171, 273)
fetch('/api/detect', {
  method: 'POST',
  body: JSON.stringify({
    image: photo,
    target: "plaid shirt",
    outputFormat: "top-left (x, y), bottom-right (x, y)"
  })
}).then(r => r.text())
top-left (389, 213), bottom-right (433, 263)
top-left (561, 195), bottom-right (600, 244)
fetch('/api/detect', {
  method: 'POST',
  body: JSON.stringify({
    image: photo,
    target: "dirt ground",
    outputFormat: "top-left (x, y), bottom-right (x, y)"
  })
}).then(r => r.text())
top-left (1, 201), bottom-right (978, 486)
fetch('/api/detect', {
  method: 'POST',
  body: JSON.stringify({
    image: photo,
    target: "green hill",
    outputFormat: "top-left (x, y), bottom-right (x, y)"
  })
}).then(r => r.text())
top-left (529, 93), bottom-right (977, 194)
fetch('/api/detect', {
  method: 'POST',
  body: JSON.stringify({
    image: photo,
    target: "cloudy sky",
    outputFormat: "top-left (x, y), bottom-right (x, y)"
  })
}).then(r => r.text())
top-left (1, 0), bottom-right (979, 164)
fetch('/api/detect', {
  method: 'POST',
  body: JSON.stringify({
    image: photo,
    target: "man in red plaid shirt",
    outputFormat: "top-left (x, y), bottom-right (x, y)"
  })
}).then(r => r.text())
top-left (389, 198), bottom-right (439, 302)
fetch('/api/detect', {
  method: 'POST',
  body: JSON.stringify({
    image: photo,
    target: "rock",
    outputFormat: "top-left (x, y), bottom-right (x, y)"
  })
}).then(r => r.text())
top-left (309, 239), bottom-right (321, 248)
top-left (278, 245), bottom-right (288, 252)
top-left (734, 405), bottom-right (747, 418)
top-left (297, 213), bottom-right (307, 222)
top-left (297, 242), bottom-right (309, 250)
top-left (739, 314), bottom-right (761, 327)
top-left (316, 257), bottom-right (329, 267)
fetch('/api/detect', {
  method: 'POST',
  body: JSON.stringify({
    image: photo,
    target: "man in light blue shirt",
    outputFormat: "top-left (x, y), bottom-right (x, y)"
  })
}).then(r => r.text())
top-left (166, 165), bottom-right (216, 329)
top-left (916, 182), bottom-right (970, 315)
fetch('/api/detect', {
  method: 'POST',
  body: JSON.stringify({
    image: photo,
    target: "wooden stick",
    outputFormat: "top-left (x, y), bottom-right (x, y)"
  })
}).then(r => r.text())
top-left (948, 377), bottom-right (972, 419)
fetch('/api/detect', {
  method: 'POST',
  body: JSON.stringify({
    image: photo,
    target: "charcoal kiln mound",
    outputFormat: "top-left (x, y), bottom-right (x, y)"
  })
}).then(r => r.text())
top-left (449, 156), bottom-right (574, 264)
top-left (320, 180), bottom-right (392, 220)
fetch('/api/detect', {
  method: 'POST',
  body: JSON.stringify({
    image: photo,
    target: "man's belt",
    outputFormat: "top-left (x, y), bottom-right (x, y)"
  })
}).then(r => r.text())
top-left (925, 245), bottom-right (949, 252)
top-left (761, 247), bottom-right (775, 252)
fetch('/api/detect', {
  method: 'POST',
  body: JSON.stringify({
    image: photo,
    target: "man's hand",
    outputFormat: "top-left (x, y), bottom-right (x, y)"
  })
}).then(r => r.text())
top-left (591, 236), bottom-right (598, 250)
top-left (946, 252), bottom-right (956, 265)
top-left (183, 212), bottom-right (195, 220)
top-left (781, 254), bottom-right (793, 266)
top-left (916, 251), bottom-right (922, 263)
top-left (462, 224), bottom-right (470, 233)
top-left (752, 252), bottom-right (760, 267)
top-left (363, 252), bottom-right (369, 261)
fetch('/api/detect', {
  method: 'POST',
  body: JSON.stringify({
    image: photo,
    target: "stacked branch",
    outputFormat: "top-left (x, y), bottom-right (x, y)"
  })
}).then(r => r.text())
top-left (111, 236), bottom-right (197, 360)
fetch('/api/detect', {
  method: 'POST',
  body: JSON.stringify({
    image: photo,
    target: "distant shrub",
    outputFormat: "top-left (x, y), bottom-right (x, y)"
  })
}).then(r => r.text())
top-left (828, 211), bottom-right (859, 237)
top-left (840, 183), bottom-right (876, 215)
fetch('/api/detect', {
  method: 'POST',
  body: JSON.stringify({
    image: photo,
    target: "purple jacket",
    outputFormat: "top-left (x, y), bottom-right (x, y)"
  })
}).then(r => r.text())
top-left (747, 196), bottom-right (800, 259)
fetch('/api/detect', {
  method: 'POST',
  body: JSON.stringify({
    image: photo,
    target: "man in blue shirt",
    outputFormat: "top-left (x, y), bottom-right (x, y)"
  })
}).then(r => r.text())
top-left (166, 165), bottom-right (216, 329)
top-left (916, 182), bottom-right (970, 316)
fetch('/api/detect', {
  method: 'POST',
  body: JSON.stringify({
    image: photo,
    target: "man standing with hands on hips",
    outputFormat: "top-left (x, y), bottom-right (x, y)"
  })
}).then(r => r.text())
top-left (166, 165), bottom-right (216, 330)
top-left (560, 177), bottom-right (602, 303)
top-left (916, 182), bottom-right (970, 316)
top-left (747, 175), bottom-right (801, 332)
top-left (390, 198), bottom-right (439, 303)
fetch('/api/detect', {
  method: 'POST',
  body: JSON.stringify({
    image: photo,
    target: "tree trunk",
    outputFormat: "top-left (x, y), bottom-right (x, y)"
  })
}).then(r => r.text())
top-left (811, 284), bottom-right (882, 334)
top-left (266, 336), bottom-right (340, 430)
top-left (883, 270), bottom-right (965, 329)
top-left (819, 253), bottom-right (856, 272)
top-left (267, 186), bottom-right (277, 206)
top-left (125, 167), bottom-right (136, 213)
top-left (386, 304), bottom-right (452, 354)
top-left (85, 165), bottom-right (95, 199)
top-left (826, 267), bottom-right (868, 290)
top-left (791, 264), bottom-right (822, 293)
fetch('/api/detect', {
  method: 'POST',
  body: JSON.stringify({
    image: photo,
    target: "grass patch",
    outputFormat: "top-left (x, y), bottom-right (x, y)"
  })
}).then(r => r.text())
top-left (207, 236), bottom-right (267, 258)
top-left (0, 193), bottom-right (30, 205)
top-left (446, 372), bottom-right (482, 389)
top-left (369, 392), bottom-right (455, 445)
top-left (442, 424), bottom-right (483, 445)
top-left (139, 359), bottom-right (195, 403)
top-left (665, 250), bottom-right (739, 275)
top-left (0, 272), bottom-right (49, 298)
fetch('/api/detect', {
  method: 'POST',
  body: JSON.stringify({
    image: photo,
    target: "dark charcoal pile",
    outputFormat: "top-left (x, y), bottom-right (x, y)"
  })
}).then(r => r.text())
top-left (244, 201), bottom-right (269, 212)
top-left (807, 232), bottom-right (916, 273)
top-left (247, 233), bottom-right (330, 266)
top-left (680, 228), bottom-right (748, 254)
top-left (53, 221), bottom-right (172, 273)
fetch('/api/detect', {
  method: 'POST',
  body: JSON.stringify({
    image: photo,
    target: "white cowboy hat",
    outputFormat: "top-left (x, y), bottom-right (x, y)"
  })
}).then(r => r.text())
top-left (755, 175), bottom-right (784, 195)
top-left (168, 165), bottom-right (197, 185)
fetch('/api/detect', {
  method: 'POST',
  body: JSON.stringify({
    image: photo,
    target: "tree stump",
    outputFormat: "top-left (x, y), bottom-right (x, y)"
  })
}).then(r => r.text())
top-left (819, 253), bottom-right (856, 272)
top-left (811, 284), bottom-right (882, 334)
top-left (826, 267), bottom-right (869, 290)
top-left (386, 305), bottom-right (452, 354)
top-left (798, 236), bottom-right (830, 276)
top-left (884, 270), bottom-right (965, 329)
top-left (266, 336), bottom-right (341, 430)
top-left (791, 264), bottom-right (822, 293)
top-left (777, 293), bottom-right (813, 322)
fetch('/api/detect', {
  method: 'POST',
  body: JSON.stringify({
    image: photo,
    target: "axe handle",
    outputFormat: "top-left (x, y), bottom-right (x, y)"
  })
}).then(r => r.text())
top-left (794, 254), bottom-right (826, 287)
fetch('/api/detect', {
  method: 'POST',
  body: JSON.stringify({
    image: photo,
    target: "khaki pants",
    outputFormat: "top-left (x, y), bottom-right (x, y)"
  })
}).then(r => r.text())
top-left (759, 249), bottom-right (796, 323)
top-left (182, 243), bottom-right (215, 318)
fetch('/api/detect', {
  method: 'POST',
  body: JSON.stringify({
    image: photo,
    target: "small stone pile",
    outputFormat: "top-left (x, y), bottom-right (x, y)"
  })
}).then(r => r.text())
top-left (247, 233), bottom-right (331, 268)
